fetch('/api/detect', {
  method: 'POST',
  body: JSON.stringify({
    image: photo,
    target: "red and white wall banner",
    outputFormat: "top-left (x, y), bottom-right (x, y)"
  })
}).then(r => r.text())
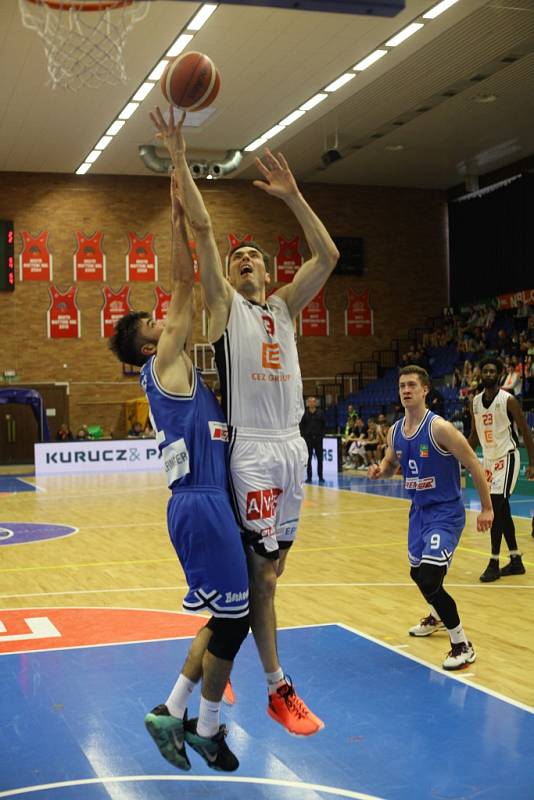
top-left (345, 288), bottom-right (374, 336)
top-left (299, 288), bottom-right (329, 337)
top-left (126, 232), bottom-right (158, 281)
top-left (153, 286), bottom-right (171, 322)
top-left (47, 286), bottom-right (80, 339)
top-left (274, 235), bottom-right (302, 283)
top-left (101, 286), bottom-right (132, 337)
top-left (73, 231), bottom-right (106, 281)
top-left (19, 231), bottom-right (53, 281)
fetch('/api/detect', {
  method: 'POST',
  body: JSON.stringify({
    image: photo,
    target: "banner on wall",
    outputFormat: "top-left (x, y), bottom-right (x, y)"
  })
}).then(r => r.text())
top-left (126, 232), bottom-right (158, 281)
top-left (47, 286), bottom-right (81, 339)
top-left (73, 231), bottom-right (106, 281)
top-left (299, 288), bottom-right (329, 337)
top-left (496, 289), bottom-right (534, 309)
top-left (101, 286), bottom-right (132, 337)
top-left (19, 231), bottom-right (53, 281)
top-left (274, 235), bottom-right (302, 283)
top-left (345, 288), bottom-right (374, 336)
top-left (153, 286), bottom-right (171, 322)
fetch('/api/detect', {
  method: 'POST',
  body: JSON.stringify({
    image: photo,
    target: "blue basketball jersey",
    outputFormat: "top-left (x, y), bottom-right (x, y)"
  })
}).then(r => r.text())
top-left (392, 410), bottom-right (462, 508)
top-left (140, 357), bottom-right (229, 490)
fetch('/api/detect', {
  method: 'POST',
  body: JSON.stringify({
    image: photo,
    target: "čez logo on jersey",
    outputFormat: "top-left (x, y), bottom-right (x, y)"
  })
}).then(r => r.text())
top-left (208, 421), bottom-right (228, 442)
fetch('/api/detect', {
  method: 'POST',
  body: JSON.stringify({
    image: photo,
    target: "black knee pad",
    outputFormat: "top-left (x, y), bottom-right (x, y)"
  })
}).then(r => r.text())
top-left (206, 614), bottom-right (250, 661)
top-left (417, 563), bottom-right (446, 601)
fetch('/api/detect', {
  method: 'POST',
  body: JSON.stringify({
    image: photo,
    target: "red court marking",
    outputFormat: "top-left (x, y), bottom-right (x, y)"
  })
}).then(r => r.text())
top-left (0, 607), bottom-right (205, 654)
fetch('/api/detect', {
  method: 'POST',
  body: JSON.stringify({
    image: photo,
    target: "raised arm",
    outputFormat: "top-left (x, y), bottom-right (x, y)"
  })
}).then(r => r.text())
top-left (152, 174), bottom-right (195, 390)
top-left (432, 417), bottom-right (493, 531)
top-left (507, 394), bottom-right (534, 477)
top-left (253, 149), bottom-right (339, 319)
top-left (149, 106), bottom-right (232, 334)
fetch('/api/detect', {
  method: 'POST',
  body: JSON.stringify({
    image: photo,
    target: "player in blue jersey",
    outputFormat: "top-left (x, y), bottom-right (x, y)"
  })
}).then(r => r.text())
top-left (110, 176), bottom-right (249, 772)
top-left (369, 365), bottom-right (493, 670)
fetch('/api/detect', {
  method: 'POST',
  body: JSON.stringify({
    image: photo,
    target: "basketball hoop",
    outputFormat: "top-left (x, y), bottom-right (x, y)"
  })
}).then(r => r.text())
top-left (18, 0), bottom-right (149, 91)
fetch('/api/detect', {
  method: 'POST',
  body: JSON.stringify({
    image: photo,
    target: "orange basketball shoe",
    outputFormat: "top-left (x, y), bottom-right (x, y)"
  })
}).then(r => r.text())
top-left (267, 678), bottom-right (324, 736)
top-left (223, 679), bottom-right (236, 706)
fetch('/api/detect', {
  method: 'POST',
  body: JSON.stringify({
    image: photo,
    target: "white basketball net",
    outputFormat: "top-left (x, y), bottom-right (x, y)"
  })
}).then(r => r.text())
top-left (18, 0), bottom-right (149, 91)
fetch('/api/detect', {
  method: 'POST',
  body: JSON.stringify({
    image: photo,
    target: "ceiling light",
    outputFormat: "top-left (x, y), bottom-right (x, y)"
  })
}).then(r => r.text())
top-left (167, 34), bottom-right (194, 57)
top-left (386, 23), bottom-right (424, 46)
top-left (95, 136), bottom-right (112, 150)
top-left (325, 73), bottom-right (355, 92)
top-left (206, 173), bottom-right (214, 180)
top-left (423, 0), bottom-right (459, 19)
top-left (118, 102), bottom-right (139, 120)
top-left (354, 49), bottom-right (387, 71)
top-left (132, 82), bottom-right (155, 102)
top-left (244, 137), bottom-right (267, 152)
top-left (106, 120), bottom-right (125, 136)
top-left (85, 150), bottom-right (102, 164)
top-left (263, 125), bottom-right (285, 140)
top-left (385, 143), bottom-right (405, 151)
top-left (76, 163), bottom-right (91, 175)
top-left (473, 93), bottom-right (497, 104)
top-left (300, 93), bottom-right (328, 111)
top-left (187, 4), bottom-right (218, 31)
top-left (279, 109), bottom-right (306, 126)
top-left (149, 60), bottom-right (170, 81)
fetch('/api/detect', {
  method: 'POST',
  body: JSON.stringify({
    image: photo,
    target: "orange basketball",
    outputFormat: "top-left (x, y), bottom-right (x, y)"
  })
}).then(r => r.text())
top-left (160, 51), bottom-right (221, 112)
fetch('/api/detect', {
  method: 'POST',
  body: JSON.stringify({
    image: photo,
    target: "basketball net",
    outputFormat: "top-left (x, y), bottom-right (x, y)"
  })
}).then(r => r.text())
top-left (18, 0), bottom-right (149, 91)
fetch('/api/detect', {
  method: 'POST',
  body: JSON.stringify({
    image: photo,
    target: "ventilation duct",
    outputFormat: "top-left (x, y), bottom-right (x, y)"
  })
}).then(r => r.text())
top-left (139, 145), bottom-right (242, 179)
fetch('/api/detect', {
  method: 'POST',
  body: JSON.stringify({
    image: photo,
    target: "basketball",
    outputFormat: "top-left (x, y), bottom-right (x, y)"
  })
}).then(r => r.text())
top-left (160, 51), bottom-right (221, 112)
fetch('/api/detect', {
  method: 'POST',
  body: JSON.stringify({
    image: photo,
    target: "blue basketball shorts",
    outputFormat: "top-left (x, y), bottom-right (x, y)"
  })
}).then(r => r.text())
top-left (407, 501), bottom-right (466, 571)
top-left (167, 486), bottom-right (249, 618)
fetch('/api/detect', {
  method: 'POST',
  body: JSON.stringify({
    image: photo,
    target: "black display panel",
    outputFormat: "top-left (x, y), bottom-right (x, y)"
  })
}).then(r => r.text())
top-left (332, 236), bottom-right (364, 275)
top-left (0, 220), bottom-right (15, 292)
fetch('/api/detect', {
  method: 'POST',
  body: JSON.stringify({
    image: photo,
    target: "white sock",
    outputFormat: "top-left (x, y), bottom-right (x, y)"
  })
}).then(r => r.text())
top-left (266, 668), bottom-right (285, 694)
top-left (429, 605), bottom-right (441, 621)
top-left (165, 674), bottom-right (196, 719)
top-left (447, 623), bottom-right (468, 646)
top-left (197, 695), bottom-right (221, 738)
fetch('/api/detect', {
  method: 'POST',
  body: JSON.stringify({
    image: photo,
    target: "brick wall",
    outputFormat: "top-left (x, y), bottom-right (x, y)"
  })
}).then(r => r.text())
top-left (0, 172), bottom-right (447, 434)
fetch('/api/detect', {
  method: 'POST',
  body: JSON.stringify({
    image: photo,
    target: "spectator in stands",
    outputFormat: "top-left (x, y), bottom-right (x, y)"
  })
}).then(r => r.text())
top-left (75, 427), bottom-right (89, 441)
top-left (501, 364), bottom-right (522, 397)
top-left (341, 407), bottom-right (359, 461)
top-left (451, 410), bottom-right (464, 433)
top-left (376, 421), bottom-right (390, 460)
top-left (347, 417), bottom-right (369, 469)
top-left (144, 421), bottom-right (155, 438)
top-left (496, 328), bottom-right (511, 357)
top-left (56, 423), bottom-right (73, 442)
top-left (127, 421), bottom-right (144, 438)
top-left (426, 386), bottom-right (444, 418)
top-left (461, 401), bottom-right (472, 439)
top-left (364, 420), bottom-right (380, 465)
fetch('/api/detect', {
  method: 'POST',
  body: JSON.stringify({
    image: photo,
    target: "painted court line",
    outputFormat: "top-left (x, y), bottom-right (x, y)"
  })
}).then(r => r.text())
top-left (0, 774), bottom-right (385, 800)
top-left (336, 622), bottom-right (534, 714)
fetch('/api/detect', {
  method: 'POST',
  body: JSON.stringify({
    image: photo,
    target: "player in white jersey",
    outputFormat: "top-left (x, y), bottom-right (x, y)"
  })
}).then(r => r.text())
top-left (151, 106), bottom-right (339, 737)
top-left (469, 357), bottom-right (534, 582)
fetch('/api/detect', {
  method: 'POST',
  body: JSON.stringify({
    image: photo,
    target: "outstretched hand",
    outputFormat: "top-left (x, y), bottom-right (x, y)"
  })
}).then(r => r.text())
top-left (253, 148), bottom-right (299, 198)
top-left (149, 105), bottom-right (186, 161)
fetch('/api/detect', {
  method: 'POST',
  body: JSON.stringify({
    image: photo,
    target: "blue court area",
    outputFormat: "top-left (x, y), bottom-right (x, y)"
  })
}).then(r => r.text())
top-left (1, 625), bottom-right (533, 799)
top-left (318, 473), bottom-right (534, 520)
top-left (0, 476), bottom-right (37, 494)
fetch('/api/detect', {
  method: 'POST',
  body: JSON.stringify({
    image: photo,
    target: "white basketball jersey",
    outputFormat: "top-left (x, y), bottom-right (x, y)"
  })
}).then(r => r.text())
top-left (213, 291), bottom-right (304, 430)
top-left (473, 389), bottom-right (519, 459)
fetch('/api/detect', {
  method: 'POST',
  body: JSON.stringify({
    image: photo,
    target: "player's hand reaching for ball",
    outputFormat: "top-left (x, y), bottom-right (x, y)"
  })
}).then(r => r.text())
top-left (368, 464), bottom-right (381, 480)
top-left (476, 508), bottom-right (494, 532)
top-left (150, 106), bottom-right (186, 162)
top-left (254, 149), bottom-right (299, 199)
